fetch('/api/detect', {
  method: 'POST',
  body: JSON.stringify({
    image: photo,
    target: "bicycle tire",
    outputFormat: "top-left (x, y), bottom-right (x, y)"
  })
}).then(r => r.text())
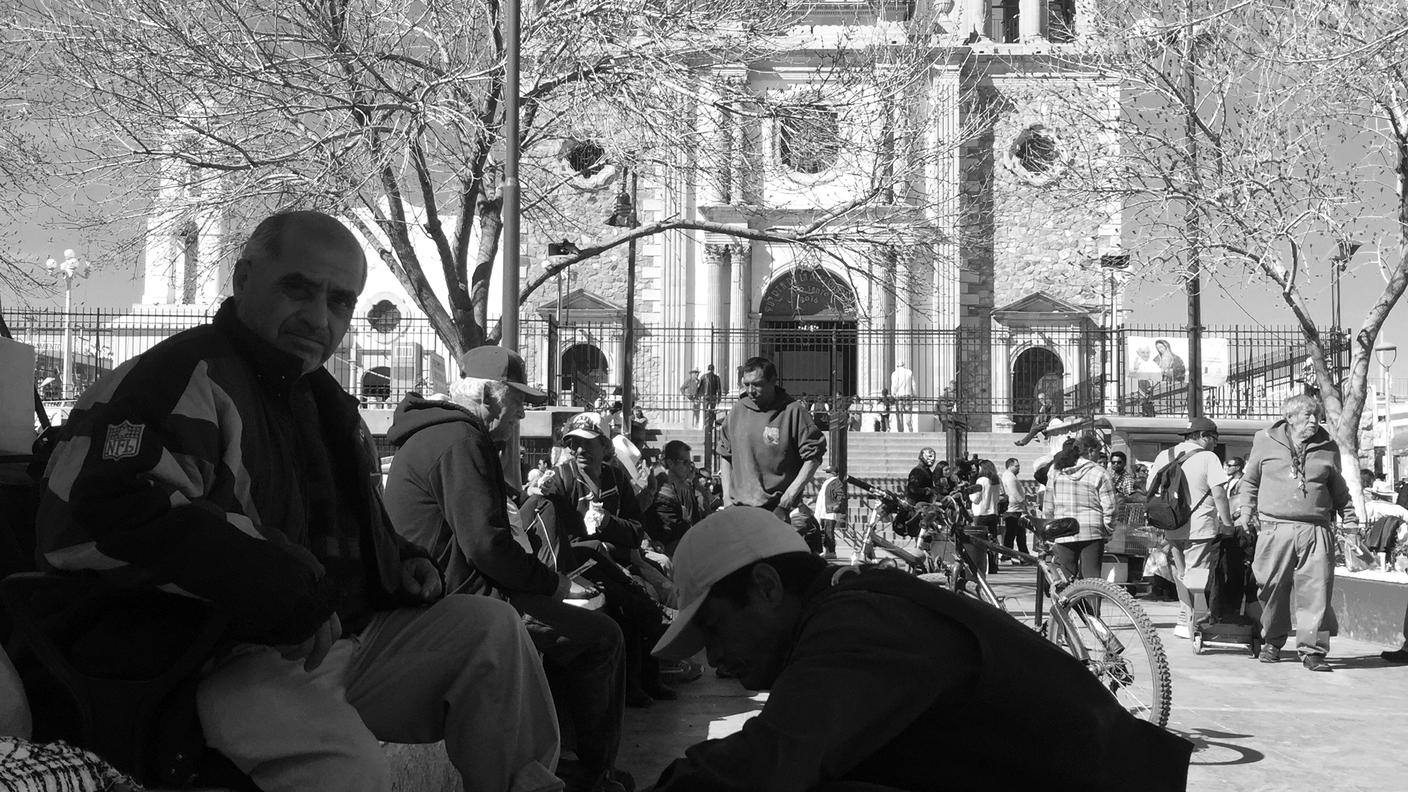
top-left (1050, 578), bottom-right (1172, 728)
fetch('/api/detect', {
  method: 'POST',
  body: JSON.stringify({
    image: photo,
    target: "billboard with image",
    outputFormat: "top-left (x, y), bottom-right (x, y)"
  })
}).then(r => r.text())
top-left (1126, 336), bottom-right (1229, 393)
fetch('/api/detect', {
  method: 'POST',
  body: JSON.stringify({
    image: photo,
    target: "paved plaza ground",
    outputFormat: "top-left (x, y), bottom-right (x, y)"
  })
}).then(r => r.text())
top-left (618, 565), bottom-right (1408, 791)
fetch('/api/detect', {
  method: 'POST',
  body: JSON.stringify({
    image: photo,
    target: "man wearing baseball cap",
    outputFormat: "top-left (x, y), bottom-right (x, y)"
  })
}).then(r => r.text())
top-left (1146, 416), bottom-right (1235, 639)
top-left (647, 508), bottom-right (1192, 791)
top-left (385, 346), bottom-right (630, 792)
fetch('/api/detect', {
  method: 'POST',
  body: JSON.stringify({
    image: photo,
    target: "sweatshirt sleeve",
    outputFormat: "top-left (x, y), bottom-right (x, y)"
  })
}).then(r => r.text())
top-left (1239, 434), bottom-right (1266, 520)
top-left (430, 431), bottom-right (559, 596)
top-left (791, 404), bottom-right (827, 462)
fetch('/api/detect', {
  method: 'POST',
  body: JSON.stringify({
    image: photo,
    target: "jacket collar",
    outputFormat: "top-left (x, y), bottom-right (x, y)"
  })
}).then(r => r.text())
top-left (214, 297), bottom-right (308, 396)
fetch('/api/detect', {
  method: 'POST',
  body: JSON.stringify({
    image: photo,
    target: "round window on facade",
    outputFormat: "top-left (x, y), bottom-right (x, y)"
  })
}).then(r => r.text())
top-left (1006, 124), bottom-right (1069, 186)
top-left (565, 140), bottom-right (607, 178)
top-left (367, 299), bottom-right (402, 334)
top-left (778, 104), bottom-right (841, 175)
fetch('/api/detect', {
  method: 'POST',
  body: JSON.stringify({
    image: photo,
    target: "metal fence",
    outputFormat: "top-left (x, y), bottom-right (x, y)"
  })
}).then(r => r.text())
top-left (8, 306), bottom-right (1364, 427)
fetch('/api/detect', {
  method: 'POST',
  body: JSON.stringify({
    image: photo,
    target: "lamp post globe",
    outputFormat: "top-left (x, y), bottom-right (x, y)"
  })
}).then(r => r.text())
top-left (44, 249), bottom-right (92, 400)
top-left (1376, 343), bottom-right (1399, 481)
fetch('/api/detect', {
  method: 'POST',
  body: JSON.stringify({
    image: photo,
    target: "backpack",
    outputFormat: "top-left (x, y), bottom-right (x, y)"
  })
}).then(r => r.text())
top-left (1144, 449), bottom-right (1213, 533)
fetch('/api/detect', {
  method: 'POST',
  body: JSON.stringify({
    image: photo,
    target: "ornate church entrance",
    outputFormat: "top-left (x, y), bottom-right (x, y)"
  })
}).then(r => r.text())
top-left (758, 268), bottom-right (858, 400)
top-left (1011, 347), bottom-right (1064, 432)
top-left (562, 343), bottom-right (609, 408)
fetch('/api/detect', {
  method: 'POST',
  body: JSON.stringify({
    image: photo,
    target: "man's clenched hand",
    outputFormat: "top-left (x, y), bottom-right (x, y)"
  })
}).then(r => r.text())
top-left (401, 557), bottom-right (444, 603)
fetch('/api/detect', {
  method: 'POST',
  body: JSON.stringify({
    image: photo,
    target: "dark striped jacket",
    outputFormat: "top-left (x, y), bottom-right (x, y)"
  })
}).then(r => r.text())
top-left (37, 299), bottom-right (425, 645)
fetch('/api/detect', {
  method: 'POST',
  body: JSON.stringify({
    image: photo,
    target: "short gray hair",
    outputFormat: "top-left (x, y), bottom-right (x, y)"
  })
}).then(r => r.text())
top-left (450, 376), bottom-right (511, 420)
top-left (1282, 393), bottom-right (1324, 421)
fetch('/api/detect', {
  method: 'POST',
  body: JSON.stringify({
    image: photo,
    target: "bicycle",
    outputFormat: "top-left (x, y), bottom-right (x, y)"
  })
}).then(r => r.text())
top-left (942, 505), bottom-right (1173, 727)
top-left (838, 477), bottom-right (951, 581)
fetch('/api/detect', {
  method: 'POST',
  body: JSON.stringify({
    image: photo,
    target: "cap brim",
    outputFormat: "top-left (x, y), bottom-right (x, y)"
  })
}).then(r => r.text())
top-left (652, 594), bottom-right (708, 661)
top-left (507, 381), bottom-right (549, 404)
top-left (565, 428), bottom-right (605, 441)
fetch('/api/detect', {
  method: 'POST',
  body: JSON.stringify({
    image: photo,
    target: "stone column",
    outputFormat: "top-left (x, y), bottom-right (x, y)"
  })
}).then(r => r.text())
top-left (1019, 0), bottom-right (1042, 42)
top-left (729, 240), bottom-right (752, 383)
top-left (704, 238), bottom-right (732, 377)
top-left (965, 0), bottom-right (988, 40)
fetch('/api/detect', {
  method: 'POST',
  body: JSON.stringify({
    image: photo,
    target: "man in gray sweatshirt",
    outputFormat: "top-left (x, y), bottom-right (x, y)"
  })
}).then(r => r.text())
top-left (1238, 394), bottom-right (1359, 671)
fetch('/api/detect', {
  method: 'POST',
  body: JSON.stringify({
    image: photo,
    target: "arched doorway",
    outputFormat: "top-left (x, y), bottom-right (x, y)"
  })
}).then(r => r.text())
top-left (562, 344), bottom-right (609, 408)
top-left (1011, 348), bottom-right (1063, 432)
top-left (758, 268), bottom-right (859, 400)
top-left (361, 366), bottom-right (392, 403)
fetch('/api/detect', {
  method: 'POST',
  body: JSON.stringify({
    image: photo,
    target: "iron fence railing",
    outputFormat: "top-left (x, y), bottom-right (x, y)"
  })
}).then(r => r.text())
top-left (9, 307), bottom-right (1362, 428)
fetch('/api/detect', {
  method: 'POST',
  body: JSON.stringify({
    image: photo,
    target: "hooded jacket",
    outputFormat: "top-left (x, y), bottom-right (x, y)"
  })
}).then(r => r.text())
top-left (1042, 457), bottom-right (1116, 542)
top-left (718, 388), bottom-right (826, 510)
top-left (1240, 421), bottom-right (1357, 527)
top-left (383, 394), bottom-right (559, 598)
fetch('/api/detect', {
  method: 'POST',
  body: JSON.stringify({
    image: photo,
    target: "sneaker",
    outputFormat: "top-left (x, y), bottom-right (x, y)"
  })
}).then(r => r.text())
top-left (1302, 654), bottom-right (1333, 672)
top-left (1258, 645), bottom-right (1281, 663)
top-left (1172, 623), bottom-right (1191, 640)
top-left (1381, 647), bottom-right (1408, 663)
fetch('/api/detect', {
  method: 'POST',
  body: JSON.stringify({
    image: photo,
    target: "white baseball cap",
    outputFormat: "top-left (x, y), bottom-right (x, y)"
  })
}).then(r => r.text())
top-left (651, 507), bottom-right (809, 661)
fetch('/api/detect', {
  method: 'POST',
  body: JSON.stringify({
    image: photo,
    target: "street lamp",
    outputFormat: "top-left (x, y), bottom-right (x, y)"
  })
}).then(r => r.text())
top-left (44, 249), bottom-right (92, 400)
top-left (605, 167), bottom-right (639, 427)
top-left (1376, 342), bottom-right (1398, 481)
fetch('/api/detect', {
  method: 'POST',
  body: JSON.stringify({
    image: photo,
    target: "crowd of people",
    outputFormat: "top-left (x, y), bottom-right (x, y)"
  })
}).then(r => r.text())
top-left (10, 210), bottom-right (1408, 790)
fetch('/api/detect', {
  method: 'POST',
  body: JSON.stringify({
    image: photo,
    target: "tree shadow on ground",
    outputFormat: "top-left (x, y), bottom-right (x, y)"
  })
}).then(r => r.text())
top-left (1324, 653), bottom-right (1408, 671)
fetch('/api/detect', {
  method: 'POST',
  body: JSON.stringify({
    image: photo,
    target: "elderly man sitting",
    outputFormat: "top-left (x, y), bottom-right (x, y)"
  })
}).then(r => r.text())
top-left (35, 211), bottom-right (560, 792)
top-left (383, 347), bottom-right (630, 792)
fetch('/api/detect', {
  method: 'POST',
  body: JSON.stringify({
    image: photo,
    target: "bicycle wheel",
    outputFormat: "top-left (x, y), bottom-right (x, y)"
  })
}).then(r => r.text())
top-left (1051, 578), bottom-right (1172, 728)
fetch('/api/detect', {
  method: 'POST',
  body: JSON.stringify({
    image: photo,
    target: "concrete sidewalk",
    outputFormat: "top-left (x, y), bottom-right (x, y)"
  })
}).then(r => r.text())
top-left (618, 565), bottom-right (1408, 790)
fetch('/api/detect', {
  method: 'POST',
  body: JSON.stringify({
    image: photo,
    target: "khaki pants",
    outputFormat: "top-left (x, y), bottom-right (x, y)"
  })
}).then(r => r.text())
top-left (1252, 519), bottom-right (1337, 657)
top-left (197, 595), bottom-right (562, 792)
top-left (1169, 538), bottom-right (1216, 625)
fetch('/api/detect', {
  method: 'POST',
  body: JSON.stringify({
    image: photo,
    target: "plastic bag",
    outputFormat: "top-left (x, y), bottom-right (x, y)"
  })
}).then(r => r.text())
top-left (1341, 533), bottom-right (1375, 573)
top-left (1146, 544), bottom-right (1174, 582)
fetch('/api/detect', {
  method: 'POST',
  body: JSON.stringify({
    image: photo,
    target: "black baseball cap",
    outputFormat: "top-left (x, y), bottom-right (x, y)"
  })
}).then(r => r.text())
top-left (458, 346), bottom-right (548, 403)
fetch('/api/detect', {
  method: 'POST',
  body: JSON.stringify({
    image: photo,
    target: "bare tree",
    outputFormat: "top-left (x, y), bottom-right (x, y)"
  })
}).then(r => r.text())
top-left (1036, 0), bottom-right (1408, 479)
top-left (19, 0), bottom-right (981, 357)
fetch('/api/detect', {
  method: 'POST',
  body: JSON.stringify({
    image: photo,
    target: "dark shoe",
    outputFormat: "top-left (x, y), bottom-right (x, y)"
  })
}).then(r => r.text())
top-left (1014, 439), bottom-right (1028, 447)
top-left (1258, 645), bottom-right (1281, 663)
top-left (714, 666), bottom-right (736, 679)
top-left (1381, 647), bottom-right (1408, 663)
top-left (1302, 654), bottom-right (1333, 672)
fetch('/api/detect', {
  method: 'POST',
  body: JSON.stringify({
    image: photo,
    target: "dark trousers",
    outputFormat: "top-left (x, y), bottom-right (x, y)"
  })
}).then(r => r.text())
top-left (966, 515), bottom-right (1001, 577)
top-left (1001, 512), bottom-right (1029, 554)
top-left (1053, 539), bottom-right (1106, 579)
top-left (510, 592), bottom-right (624, 778)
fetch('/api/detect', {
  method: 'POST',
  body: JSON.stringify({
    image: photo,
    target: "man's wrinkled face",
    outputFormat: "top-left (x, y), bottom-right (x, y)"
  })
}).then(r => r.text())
top-left (1287, 406), bottom-right (1321, 444)
top-left (234, 231), bottom-right (365, 374)
top-left (695, 585), bottom-right (792, 691)
top-left (740, 368), bottom-right (777, 407)
top-left (920, 449), bottom-right (937, 467)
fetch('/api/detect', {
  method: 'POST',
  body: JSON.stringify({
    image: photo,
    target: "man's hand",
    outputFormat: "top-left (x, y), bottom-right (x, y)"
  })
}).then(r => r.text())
top-left (401, 557), bottom-right (443, 603)
top-left (277, 612), bottom-right (341, 672)
top-left (556, 574), bottom-right (600, 601)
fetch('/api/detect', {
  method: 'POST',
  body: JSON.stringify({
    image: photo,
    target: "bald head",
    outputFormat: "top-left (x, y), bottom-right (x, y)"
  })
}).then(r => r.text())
top-left (233, 211), bottom-right (367, 375)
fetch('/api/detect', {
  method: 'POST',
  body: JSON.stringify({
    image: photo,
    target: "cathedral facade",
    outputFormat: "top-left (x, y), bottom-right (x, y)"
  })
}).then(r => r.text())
top-left (124, 1), bottom-right (1125, 432)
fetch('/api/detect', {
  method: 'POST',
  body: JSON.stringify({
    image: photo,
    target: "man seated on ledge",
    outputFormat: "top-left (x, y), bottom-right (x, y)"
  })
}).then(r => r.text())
top-left (383, 347), bottom-right (629, 792)
top-left (36, 210), bottom-right (561, 792)
top-left (648, 507), bottom-right (1193, 792)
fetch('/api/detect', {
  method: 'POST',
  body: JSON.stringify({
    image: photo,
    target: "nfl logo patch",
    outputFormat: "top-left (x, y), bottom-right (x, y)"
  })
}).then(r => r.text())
top-left (103, 421), bottom-right (146, 461)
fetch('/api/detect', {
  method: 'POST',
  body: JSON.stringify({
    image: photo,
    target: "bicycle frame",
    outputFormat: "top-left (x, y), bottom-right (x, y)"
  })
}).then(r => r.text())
top-left (945, 515), bottom-right (1121, 664)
